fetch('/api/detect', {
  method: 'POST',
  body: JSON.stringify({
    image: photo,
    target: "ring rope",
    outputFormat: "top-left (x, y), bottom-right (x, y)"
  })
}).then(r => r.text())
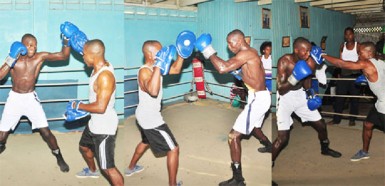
top-left (318, 93), bottom-right (375, 99)
top-left (40, 66), bottom-right (125, 73)
top-left (0, 80), bottom-right (124, 88)
top-left (0, 96), bottom-right (124, 105)
top-left (16, 112), bottom-right (125, 122)
top-left (320, 111), bottom-right (366, 118)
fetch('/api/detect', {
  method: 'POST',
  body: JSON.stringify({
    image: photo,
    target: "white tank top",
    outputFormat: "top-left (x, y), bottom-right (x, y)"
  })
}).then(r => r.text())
top-left (261, 55), bottom-right (272, 75)
top-left (135, 65), bottom-right (165, 129)
top-left (88, 63), bottom-right (118, 135)
top-left (368, 58), bottom-right (385, 114)
top-left (341, 42), bottom-right (360, 75)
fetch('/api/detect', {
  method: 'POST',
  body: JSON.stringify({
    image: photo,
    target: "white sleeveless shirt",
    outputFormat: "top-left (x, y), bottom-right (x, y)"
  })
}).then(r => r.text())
top-left (341, 42), bottom-right (360, 75)
top-left (261, 55), bottom-right (272, 76)
top-left (368, 58), bottom-right (385, 114)
top-left (135, 65), bottom-right (165, 129)
top-left (88, 63), bottom-right (118, 135)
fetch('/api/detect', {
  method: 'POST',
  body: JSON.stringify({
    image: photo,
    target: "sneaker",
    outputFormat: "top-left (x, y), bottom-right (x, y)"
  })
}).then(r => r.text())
top-left (124, 165), bottom-right (144, 176)
top-left (321, 148), bottom-right (342, 158)
top-left (76, 168), bottom-right (100, 178)
top-left (257, 146), bottom-right (272, 153)
top-left (350, 150), bottom-right (370, 162)
top-left (177, 181), bottom-right (183, 186)
top-left (219, 177), bottom-right (246, 186)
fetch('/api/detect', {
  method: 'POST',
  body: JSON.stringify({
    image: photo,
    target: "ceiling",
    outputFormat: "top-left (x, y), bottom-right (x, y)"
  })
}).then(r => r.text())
top-left (124, 0), bottom-right (385, 25)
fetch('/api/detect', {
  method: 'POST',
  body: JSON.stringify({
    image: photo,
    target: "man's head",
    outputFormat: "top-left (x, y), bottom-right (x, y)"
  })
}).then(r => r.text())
top-left (83, 39), bottom-right (105, 67)
top-left (142, 40), bottom-right (162, 64)
top-left (260, 41), bottom-right (272, 56)
top-left (227, 29), bottom-right (246, 54)
top-left (359, 42), bottom-right (376, 60)
top-left (344, 27), bottom-right (355, 43)
top-left (21, 34), bottom-right (37, 57)
top-left (293, 37), bottom-right (311, 60)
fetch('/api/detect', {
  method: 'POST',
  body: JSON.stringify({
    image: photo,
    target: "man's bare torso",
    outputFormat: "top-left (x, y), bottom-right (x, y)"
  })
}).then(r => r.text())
top-left (10, 54), bottom-right (44, 93)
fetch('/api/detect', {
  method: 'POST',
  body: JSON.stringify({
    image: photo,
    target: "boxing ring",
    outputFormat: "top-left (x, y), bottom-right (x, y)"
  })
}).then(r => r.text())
top-left (0, 66), bottom-right (272, 185)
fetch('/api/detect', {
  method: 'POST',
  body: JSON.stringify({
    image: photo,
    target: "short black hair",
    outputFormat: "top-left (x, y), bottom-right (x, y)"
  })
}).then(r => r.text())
top-left (344, 27), bottom-right (354, 33)
top-left (293, 37), bottom-right (310, 49)
top-left (227, 29), bottom-right (245, 38)
top-left (260, 41), bottom-right (272, 55)
top-left (21, 33), bottom-right (36, 42)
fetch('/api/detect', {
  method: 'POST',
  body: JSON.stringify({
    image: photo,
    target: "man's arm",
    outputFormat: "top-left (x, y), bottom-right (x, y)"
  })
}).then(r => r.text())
top-left (276, 57), bottom-right (292, 95)
top-left (169, 55), bottom-right (184, 75)
top-left (139, 67), bottom-right (161, 97)
top-left (40, 45), bottom-right (71, 62)
top-left (339, 43), bottom-right (344, 58)
top-left (209, 53), bottom-right (246, 74)
top-left (78, 71), bottom-right (115, 114)
top-left (324, 55), bottom-right (366, 70)
top-left (0, 63), bottom-right (11, 80)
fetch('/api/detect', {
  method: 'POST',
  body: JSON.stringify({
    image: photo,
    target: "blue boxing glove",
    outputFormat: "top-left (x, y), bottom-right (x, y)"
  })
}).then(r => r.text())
top-left (154, 45), bottom-right (177, 75)
top-left (4, 41), bottom-right (27, 68)
top-left (176, 30), bottom-right (196, 59)
top-left (195, 33), bottom-right (216, 59)
top-left (288, 60), bottom-right (312, 86)
top-left (310, 45), bottom-right (325, 65)
top-left (355, 74), bottom-right (368, 86)
top-left (60, 21), bottom-right (79, 39)
top-left (306, 89), bottom-right (322, 111)
top-left (64, 100), bottom-right (90, 122)
top-left (230, 69), bottom-right (243, 81)
top-left (70, 30), bottom-right (88, 55)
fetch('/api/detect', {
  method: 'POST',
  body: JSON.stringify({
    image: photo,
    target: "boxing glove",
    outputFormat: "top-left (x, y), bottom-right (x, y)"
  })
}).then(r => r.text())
top-left (355, 74), bottom-right (368, 86)
top-left (288, 60), bottom-right (312, 86)
top-left (306, 89), bottom-right (322, 111)
top-left (195, 33), bottom-right (216, 59)
top-left (64, 100), bottom-right (90, 122)
top-left (176, 30), bottom-right (196, 59)
top-left (60, 21), bottom-right (79, 40)
top-left (70, 30), bottom-right (88, 55)
top-left (154, 45), bottom-right (177, 75)
top-left (310, 45), bottom-right (325, 65)
top-left (230, 69), bottom-right (243, 81)
top-left (4, 41), bottom-right (27, 68)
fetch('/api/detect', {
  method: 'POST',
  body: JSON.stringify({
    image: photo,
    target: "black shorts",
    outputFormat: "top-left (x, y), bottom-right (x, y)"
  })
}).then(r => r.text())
top-left (139, 123), bottom-right (178, 155)
top-left (366, 106), bottom-right (385, 132)
top-left (79, 126), bottom-right (117, 169)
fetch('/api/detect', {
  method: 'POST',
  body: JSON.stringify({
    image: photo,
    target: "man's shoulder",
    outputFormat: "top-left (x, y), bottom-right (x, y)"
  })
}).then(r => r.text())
top-left (278, 54), bottom-right (292, 63)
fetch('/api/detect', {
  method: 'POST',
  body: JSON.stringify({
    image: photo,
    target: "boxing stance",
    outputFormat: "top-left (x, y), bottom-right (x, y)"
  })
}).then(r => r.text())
top-left (196, 29), bottom-right (271, 186)
top-left (0, 26), bottom-right (72, 172)
top-left (64, 39), bottom-right (124, 185)
top-left (125, 31), bottom-right (194, 186)
top-left (272, 37), bottom-right (341, 171)
top-left (320, 42), bottom-right (385, 161)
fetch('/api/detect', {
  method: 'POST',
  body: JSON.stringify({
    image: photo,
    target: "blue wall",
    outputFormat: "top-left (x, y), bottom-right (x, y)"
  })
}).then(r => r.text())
top-left (0, 0), bottom-right (125, 133)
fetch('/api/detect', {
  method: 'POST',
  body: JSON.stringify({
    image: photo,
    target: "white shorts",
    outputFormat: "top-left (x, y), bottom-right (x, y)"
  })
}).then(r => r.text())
top-left (276, 89), bottom-right (322, 131)
top-left (0, 91), bottom-right (49, 131)
top-left (233, 90), bottom-right (271, 135)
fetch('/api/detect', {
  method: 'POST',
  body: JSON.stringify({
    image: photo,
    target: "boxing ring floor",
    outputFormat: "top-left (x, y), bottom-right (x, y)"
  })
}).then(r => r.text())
top-left (272, 113), bottom-right (385, 186)
top-left (0, 99), bottom-right (271, 186)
